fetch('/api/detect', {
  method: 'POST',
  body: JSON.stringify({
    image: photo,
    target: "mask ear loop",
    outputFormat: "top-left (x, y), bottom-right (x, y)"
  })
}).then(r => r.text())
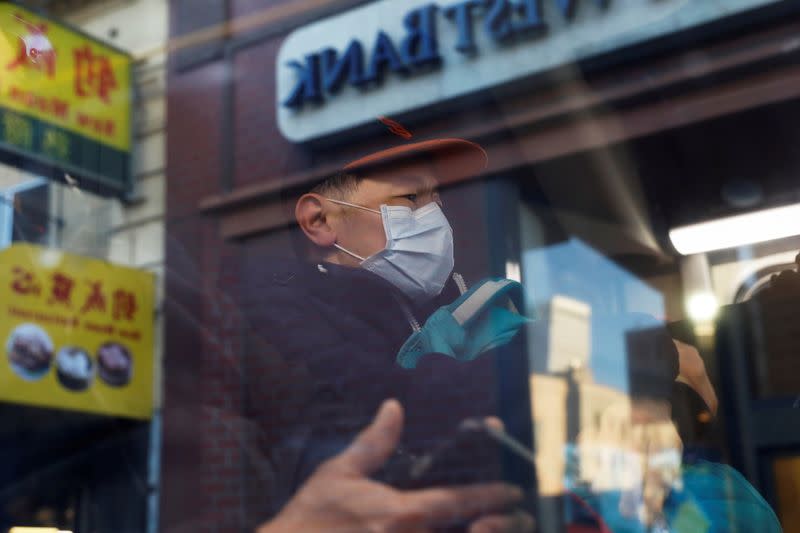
top-left (333, 243), bottom-right (365, 262)
top-left (324, 197), bottom-right (381, 215)
top-left (323, 198), bottom-right (381, 262)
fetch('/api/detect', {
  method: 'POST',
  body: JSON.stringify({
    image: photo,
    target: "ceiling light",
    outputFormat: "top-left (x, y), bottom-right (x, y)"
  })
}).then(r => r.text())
top-left (9, 528), bottom-right (71, 533)
top-left (669, 203), bottom-right (800, 255)
top-left (686, 292), bottom-right (719, 322)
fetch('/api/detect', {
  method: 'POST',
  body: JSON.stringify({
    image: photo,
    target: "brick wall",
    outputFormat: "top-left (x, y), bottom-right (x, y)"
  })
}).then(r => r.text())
top-left (163, 50), bottom-right (235, 530)
top-left (162, 13), bottom-right (295, 525)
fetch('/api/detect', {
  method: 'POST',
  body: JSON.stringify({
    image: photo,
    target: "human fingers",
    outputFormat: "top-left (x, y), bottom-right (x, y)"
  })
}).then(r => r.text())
top-left (469, 510), bottom-right (536, 532)
top-left (330, 398), bottom-right (404, 475)
top-left (693, 375), bottom-right (719, 416)
top-left (405, 483), bottom-right (523, 526)
top-left (484, 416), bottom-right (504, 431)
top-left (674, 340), bottom-right (718, 415)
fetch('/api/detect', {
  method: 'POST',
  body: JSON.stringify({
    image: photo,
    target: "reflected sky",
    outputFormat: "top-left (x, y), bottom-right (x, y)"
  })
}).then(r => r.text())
top-left (523, 238), bottom-right (665, 392)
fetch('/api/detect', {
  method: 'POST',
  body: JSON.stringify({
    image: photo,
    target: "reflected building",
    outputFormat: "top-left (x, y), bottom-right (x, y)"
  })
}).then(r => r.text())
top-left (531, 368), bottom-right (629, 497)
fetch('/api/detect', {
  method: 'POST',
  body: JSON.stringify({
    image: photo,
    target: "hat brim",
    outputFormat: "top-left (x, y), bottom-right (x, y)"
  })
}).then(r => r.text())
top-left (343, 138), bottom-right (488, 185)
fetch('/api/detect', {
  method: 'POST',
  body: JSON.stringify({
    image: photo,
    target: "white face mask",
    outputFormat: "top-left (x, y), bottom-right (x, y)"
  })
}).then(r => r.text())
top-left (325, 198), bottom-right (455, 301)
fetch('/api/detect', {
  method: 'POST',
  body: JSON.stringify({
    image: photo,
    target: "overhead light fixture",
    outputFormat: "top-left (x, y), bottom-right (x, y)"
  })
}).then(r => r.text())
top-left (686, 292), bottom-right (719, 322)
top-left (669, 203), bottom-right (800, 255)
top-left (9, 528), bottom-right (72, 533)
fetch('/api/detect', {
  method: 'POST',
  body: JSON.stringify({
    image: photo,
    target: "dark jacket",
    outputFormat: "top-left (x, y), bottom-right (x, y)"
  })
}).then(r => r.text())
top-left (243, 258), bottom-right (502, 520)
top-left (240, 257), bottom-right (692, 529)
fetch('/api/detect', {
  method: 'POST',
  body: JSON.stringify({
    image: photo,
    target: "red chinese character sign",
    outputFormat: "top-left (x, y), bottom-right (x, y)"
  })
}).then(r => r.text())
top-left (74, 45), bottom-right (119, 104)
top-left (0, 244), bottom-right (155, 419)
top-left (0, 4), bottom-right (131, 197)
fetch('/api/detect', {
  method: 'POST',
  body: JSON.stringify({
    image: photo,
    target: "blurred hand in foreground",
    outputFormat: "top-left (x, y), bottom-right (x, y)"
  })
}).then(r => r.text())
top-left (257, 399), bottom-right (534, 533)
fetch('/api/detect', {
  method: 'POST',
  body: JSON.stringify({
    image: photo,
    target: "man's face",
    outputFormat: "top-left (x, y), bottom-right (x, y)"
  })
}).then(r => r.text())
top-left (330, 159), bottom-right (441, 266)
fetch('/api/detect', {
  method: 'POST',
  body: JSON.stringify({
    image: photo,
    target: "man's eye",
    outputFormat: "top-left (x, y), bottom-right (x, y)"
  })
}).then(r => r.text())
top-left (402, 194), bottom-right (418, 202)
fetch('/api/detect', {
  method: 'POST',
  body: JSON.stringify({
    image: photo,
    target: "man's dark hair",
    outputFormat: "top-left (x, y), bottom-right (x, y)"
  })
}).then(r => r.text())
top-left (310, 151), bottom-right (435, 200)
top-left (310, 171), bottom-right (363, 200)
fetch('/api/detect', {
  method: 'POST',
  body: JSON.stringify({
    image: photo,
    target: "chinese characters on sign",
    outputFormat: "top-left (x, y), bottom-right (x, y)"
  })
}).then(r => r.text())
top-left (3, 111), bottom-right (33, 151)
top-left (11, 266), bottom-right (144, 340)
top-left (74, 45), bottom-right (119, 104)
top-left (0, 244), bottom-right (154, 419)
top-left (0, 4), bottom-right (131, 195)
top-left (48, 272), bottom-right (74, 307)
top-left (42, 128), bottom-right (70, 161)
top-left (11, 266), bottom-right (42, 296)
top-left (5, 13), bottom-right (121, 143)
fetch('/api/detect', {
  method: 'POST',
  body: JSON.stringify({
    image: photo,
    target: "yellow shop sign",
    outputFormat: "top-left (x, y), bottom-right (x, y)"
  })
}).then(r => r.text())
top-left (0, 244), bottom-right (154, 419)
top-left (0, 3), bottom-right (132, 195)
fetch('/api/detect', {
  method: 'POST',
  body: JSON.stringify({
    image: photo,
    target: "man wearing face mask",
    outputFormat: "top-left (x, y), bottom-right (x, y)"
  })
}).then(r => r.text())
top-left (246, 139), bottom-right (536, 531)
top-left (245, 138), bottom-right (718, 531)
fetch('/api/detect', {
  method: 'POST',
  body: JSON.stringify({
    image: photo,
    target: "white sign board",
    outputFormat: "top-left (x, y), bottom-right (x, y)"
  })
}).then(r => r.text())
top-left (277, 0), bottom-right (785, 143)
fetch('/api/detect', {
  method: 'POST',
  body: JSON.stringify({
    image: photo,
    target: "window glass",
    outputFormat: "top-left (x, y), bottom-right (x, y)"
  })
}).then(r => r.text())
top-left (2, 2), bottom-right (799, 533)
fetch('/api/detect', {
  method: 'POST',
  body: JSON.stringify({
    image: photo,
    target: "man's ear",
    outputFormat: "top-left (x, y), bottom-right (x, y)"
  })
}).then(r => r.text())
top-left (295, 193), bottom-right (337, 248)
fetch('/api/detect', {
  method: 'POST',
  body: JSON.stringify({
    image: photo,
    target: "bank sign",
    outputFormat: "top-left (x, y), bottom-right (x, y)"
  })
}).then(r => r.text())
top-left (277, 0), bottom-right (785, 143)
top-left (0, 3), bottom-right (131, 196)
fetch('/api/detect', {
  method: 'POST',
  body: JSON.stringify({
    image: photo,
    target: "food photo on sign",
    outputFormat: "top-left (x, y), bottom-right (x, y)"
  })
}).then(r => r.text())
top-left (6, 322), bottom-right (53, 381)
top-left (55, 346), bottom-right (93, 391)
top-left (96, 341), bottom-right (133, 387)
